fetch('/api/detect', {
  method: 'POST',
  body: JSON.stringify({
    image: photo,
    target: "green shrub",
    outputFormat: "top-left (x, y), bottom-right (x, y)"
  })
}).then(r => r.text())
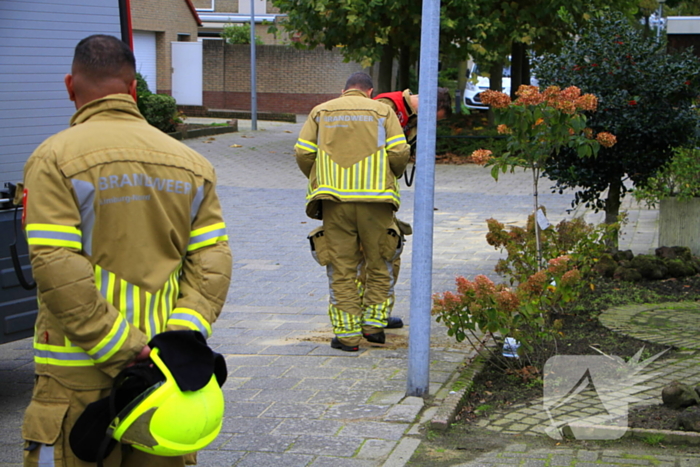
top-left (139, 93), bottom-right (178, 133)
top-left (221, 23), bottom-right (264, 45)
top-left (433, 212), bottom-right (619, 372)
top-left (134, 72), bottom-right (179, 133)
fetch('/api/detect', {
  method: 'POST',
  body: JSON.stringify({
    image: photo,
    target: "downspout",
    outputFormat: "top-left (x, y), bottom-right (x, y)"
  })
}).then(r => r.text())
top-left (119, 0), bottom-right (133, 49)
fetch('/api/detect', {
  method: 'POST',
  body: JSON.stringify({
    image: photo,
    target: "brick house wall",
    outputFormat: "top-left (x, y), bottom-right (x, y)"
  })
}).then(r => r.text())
top-left (130, 0), bottom-right (200, 94)
top-left (203, 41), bottom-right (365, 113)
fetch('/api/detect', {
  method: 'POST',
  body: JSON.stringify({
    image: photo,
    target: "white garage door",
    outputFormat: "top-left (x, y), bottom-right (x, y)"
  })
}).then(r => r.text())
top-left (133, 30), bottom-right (157, 93)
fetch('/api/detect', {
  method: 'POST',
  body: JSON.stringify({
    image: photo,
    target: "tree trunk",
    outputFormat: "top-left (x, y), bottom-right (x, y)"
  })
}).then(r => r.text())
top-left (398, 46), bottom-right (411, 91)
top-left (510, 42), bottom-right (524, 100)
top-left (605, 178), bottom-right (622, 250)
top-left (377, 44), bottom-right (394, 94)
top-left (487, 63), bottom-right (503, 125)
top-left (456, 59), bottom-right (468, 114)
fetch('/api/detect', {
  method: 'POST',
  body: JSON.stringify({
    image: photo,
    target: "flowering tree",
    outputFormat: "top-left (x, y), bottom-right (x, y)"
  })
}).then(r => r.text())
top-left (472, 85), bottom-right (616, 266)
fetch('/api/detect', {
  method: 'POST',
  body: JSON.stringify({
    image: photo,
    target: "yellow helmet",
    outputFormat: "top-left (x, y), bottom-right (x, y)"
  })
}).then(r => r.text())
top-left (109, 347), bottom-right (225, 456)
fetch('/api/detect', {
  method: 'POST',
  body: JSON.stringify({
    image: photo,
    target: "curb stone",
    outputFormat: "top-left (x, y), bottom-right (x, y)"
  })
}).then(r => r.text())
top-left (566, 424), bottom-right (700, 445)
top-left (430, 337), bottom-right (494, 430)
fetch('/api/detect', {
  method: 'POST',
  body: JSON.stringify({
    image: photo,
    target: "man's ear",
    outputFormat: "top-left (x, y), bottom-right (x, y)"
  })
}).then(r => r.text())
top-left (129, 79), bottom-right (138, 101)
top-left (64, 74), bottom-right (76, 102)
top-left (368, 88), bottom-right (374, 98)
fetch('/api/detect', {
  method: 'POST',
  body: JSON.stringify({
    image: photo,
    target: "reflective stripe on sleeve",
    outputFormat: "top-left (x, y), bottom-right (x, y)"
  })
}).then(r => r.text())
top-left (34, 343), bottom-right (94, 367)
top-left (188, 222), bottom-right (228, 252)
top-left (86, 316), bottom-right (130, 363)
top-left (386, 134), bottom-right (407, 149)
top-left (168, 307), bottom-right (212, 338)
top-left (26, 224), bottom-right (81, 250)
top-left (295, 138), bottom-right (318, 153)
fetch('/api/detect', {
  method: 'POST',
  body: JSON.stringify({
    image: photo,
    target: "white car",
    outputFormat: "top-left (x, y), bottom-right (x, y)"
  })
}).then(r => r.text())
top-left (463, 63), bottom-right (537, 110)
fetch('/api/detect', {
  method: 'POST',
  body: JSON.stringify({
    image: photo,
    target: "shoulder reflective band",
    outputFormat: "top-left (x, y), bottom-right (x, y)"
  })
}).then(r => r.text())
top-left (386, 133), bottom-right (407, 149)
top-left (168, 308), bottom-right (212, 338)
top-left (188, 223), bottom-right (228, 252)
top-left (26, 223), bottom-right (82, 250)
top-left (295, 138), bottom-right (318, 153)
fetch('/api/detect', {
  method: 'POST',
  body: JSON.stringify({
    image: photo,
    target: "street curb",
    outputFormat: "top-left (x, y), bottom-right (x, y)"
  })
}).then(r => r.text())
top-left (382, 438), bottom-right (422, 467)
top-left (564, 424), bottom-right (700, 445)
top-left (430, 337), bottom-right (494, 430)
top-left (168, 125), bottom-right (238, 140)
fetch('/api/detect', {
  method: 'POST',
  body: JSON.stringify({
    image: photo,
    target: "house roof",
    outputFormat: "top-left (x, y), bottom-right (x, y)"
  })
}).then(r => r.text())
top-left (184, 0), bottom-right (203, 26)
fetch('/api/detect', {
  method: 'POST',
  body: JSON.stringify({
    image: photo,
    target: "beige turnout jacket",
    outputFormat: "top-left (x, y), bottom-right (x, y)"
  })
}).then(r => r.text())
top-left (22, 94), bottom-right (232, 390)
top-left (294, 89), bottom-right (410, 219)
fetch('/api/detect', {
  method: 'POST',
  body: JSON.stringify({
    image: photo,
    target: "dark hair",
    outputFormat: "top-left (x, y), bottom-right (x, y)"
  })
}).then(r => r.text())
top-left (437, 87), bottom-right (453, 117)
top-left (344, 72), bottom-right (374, 92)
top-left (73, 34), bottom-right (136, 81)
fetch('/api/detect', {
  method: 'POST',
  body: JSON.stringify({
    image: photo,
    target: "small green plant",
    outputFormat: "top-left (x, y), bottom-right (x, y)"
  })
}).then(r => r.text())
top-left (475, 403), bottom-right (493, 414)
top-left (221, 23), bottom-right (264, 45)
top-left (641, 433), bottom-right (665, 446)
top-left (633, 147), bottom-right (700, 207)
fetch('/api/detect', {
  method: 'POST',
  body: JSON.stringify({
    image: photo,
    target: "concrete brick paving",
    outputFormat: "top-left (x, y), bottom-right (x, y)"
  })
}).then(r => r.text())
top-left (0, 116), bottom-right (679, 466)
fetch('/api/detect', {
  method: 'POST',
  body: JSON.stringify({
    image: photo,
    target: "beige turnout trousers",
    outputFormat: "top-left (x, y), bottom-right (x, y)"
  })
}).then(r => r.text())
top-left (322, 201), bottom-right (402, 346)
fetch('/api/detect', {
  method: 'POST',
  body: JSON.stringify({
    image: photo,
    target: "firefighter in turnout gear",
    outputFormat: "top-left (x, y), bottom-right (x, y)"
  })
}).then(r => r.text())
top-left (20, 35), bottom-right (232, 467)
top-left (296, 72), bottom-right (410, 351)
top-left (368, 88), bottom-right (453, 330)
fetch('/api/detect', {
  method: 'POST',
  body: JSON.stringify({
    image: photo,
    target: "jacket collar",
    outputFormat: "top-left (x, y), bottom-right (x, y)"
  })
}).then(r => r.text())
top-left (342, 88), bottom-right (370, 99)
top-left (70, 94), bottom-right (144, 126)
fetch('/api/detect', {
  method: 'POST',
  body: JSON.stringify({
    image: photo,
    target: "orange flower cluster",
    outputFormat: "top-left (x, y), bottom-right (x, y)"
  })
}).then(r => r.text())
top-left (480, 89), bottom-right (512, 108)
top-left (547, 255), bottom-right (571, 275)
top-left (470, 149), bottom-right (493, 165)
top-left (515, 85), bottom-right (544, 106)
top-left (596, 132), bottom-right (617, 148)
top-left (575, 94), bottom-right (598, 111)
top-left (496, 85), bottom-right (600, 114)
top-left (497, 124), bottom-right (511, 134)
top-left (519, 270), bottom-right (548, 295)
top-left (495, 289), bottom-right (520, 313)
top-left (560, 269), bottom-right (582, 287)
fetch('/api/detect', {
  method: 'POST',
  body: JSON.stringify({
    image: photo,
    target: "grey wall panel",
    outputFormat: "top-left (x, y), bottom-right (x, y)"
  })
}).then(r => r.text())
top-left (0, 99), bottom-right (73, 110)
top-left (0, 0), bottom-right (121, 187)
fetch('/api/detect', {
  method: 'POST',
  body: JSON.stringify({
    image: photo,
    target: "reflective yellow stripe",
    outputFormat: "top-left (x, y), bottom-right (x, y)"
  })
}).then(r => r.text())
top-left (188, 222), bottom-right (228, 252)
top-left (34, 342), bottom-right (94, 367)
top-left (311, 150), bottom-right (399, 204)
top-left (87, 315), bottom-right (129, 363)
top-left (328, 304), bottom-right (361, 337)
top-left (26, 223), bottom-right (82, 249)
top-left (168, 307), bottom-right (212, 337)
top-left (386, 133), bottom-right (407, 149)
top-left (295, 138), bottom-right (318, 152)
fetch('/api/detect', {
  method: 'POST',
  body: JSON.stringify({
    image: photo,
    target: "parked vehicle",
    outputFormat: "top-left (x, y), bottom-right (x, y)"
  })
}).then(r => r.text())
top-left (0, 0), bottom-right (130, 344)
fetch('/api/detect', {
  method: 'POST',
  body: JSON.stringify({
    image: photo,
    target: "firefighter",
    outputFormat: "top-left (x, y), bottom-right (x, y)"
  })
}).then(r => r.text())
top-left (365, 88), bottom-right (453, 329)
top-left (20, 35), bottom-right (232, 466)
top-left (296, 72), bottom-right (410, 351)
top-left (374, 87), bottom-right (453, 154)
